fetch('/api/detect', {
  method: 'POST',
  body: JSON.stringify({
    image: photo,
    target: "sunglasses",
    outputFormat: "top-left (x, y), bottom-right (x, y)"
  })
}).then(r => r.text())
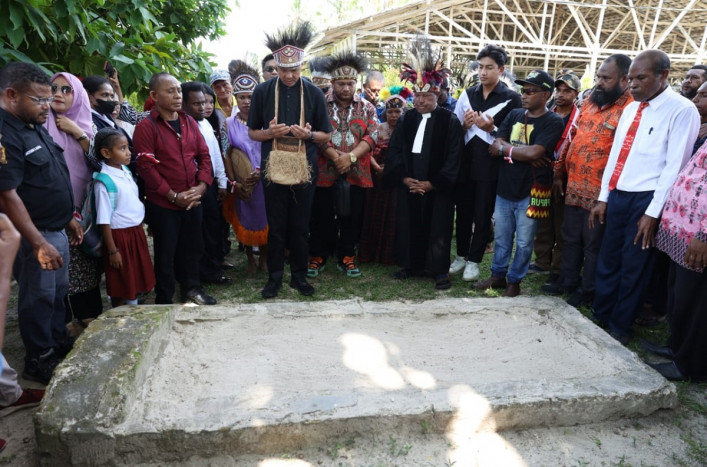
top-left (26, 95), bottom-right (55, 105)
top-left (521, 88), bottom-right (545, 95)
top-left (263, 66), bottom-right (277, 73)
top-left (51, 85), bottom-right (73, 95)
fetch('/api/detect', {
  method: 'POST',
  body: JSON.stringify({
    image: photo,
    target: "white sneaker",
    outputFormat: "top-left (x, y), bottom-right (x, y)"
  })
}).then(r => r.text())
top-left (462, 261), bottom-right (480, 281)
top-left (449, 256), bottom-right (466, 274)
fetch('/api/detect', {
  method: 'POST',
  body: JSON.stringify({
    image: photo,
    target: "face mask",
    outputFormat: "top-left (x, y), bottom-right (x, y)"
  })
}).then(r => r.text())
top-left (95, 98), bottom-right (118, 115)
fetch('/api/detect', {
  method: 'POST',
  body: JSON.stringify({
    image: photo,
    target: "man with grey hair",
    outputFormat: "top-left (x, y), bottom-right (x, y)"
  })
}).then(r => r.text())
top-left (361, 70), bottom-right (386, 121)
top-left (589, 50), bottom-right (700, 345)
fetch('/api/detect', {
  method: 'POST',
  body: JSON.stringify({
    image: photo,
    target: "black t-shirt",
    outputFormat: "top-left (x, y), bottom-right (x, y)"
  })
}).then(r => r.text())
top-left (248, 77), bottom-right (332, 180)
top-left (0, 108), bottom-right (74, 230)
top-left (463, 81), bottom-right (522, 182)
top-left (496, 109), bottom-right (564, 201)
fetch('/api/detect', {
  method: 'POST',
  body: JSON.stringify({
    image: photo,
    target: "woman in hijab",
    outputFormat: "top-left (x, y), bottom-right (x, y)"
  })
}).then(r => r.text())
top-left (45, 72), bottom-right (103, 328)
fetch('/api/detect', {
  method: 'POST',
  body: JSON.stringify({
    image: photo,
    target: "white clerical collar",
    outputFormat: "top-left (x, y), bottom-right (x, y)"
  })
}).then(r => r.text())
top-left (412, 113), bottom-right (431, 153)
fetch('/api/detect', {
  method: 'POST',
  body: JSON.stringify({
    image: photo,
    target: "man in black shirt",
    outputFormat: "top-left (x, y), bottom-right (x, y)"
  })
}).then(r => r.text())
top-left (475, 70), bottom-right (564, 297)
top-left (0, 62), bottom-right (84, 385)
top-left (248, 22), bottom-right (333, 298)
top-left (451, 45), bottom-right (521, 282)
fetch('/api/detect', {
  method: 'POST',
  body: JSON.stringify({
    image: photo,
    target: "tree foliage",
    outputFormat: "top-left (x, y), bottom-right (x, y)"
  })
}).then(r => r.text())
top-left (0, 0), bottom-right (230, 96)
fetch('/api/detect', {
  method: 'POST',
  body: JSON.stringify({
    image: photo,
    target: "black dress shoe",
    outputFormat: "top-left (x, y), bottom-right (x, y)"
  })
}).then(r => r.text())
top-left (290, 279), bottom-right (314, 296)
top-left (261, 280), bottom-right (282, 299)
top-left (182, 288), bottom-right (217, 305)
top-left (202, 276), bottom-right (233, 285)
top-left (220, 262), bottom-right (235, 270)
top-left (648, 361), bottom-right (686, 381)
top-left (640, 339), bottom-right (674, 359)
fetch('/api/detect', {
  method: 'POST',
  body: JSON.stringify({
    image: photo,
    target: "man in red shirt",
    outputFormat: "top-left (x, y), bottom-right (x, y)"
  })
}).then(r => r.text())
top-left (134, 73), bottom-right (216, 306)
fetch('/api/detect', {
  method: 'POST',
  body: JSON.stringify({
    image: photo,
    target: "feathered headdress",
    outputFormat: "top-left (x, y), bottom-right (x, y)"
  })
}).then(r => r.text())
top-left (380, 86), bottom-right (414, 109)
top-left (400, 35), bottom-right (450, 93)
top-left (228, 60), bottom-right (260, 94)
top-left (264, 21), bottom-right (314, 68)
top-left (326, 51), bottom-right (368, 81)
top-left (308, 56), bottom-right (332, 89)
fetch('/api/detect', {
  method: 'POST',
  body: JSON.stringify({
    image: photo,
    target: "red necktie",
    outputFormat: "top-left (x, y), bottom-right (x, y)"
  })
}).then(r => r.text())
top-left (608, 101), bottom-right (649, 191)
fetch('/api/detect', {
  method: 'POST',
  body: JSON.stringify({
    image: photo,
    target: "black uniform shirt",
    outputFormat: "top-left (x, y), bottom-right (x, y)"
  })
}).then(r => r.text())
top-left (0, 108), bottom-right (74, 230)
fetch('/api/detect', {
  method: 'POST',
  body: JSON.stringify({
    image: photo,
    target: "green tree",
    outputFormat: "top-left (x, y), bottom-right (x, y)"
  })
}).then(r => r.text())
top-left (0, 0), bottom-right (230, 96)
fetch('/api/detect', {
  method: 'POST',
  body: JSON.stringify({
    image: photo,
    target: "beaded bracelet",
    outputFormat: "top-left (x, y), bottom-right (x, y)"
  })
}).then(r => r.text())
top-left (108, 249), bottom-right (120, 256)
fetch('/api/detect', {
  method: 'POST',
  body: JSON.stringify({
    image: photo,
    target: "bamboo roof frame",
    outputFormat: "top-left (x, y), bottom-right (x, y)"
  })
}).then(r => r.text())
top-left (309, 0), bottom-right (707, 84)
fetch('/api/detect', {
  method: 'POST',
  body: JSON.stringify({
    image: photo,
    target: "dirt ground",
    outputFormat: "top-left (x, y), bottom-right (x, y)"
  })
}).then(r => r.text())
top-left (2, 302), bottom-right (706, 467)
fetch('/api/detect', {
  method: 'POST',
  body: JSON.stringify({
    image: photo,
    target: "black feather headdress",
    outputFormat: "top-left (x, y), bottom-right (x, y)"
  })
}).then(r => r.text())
top-left (325, 51), bottom-right (368, 80)
top-left (265, 21), bottom-right (314, 68)
top-left (228, 59), bottom-right (260, 93)
top-left (308, 56), bottom-right (333, 89)
top-left (400, 35), bottom-right (449, 93)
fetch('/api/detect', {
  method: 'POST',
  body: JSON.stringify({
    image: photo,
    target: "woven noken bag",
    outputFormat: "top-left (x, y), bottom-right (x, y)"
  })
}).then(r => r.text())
top-left (264, 77), bottom-right (311, 185)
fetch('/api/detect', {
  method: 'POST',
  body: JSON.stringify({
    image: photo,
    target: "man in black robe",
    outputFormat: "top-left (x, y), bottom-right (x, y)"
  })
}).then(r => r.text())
top-left (384, 56), bottom-right (463, 289)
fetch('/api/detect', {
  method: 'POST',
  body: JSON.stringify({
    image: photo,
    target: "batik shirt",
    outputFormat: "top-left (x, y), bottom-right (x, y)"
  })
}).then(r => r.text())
top-left (554, 90), bottom-right (633, 211)
top-left (317, 93), bottom-right (378, 188)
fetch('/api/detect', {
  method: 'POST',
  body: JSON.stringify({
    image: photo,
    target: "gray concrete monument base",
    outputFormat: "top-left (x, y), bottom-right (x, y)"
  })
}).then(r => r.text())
top-left (34, 297), bottom-right (676, 466)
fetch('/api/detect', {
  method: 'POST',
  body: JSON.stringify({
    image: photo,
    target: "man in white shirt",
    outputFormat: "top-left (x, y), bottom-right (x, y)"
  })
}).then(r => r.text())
top-left (181, 81), bottom-right (231, 286)
top-left (589, 50), bottom-right (700, 345)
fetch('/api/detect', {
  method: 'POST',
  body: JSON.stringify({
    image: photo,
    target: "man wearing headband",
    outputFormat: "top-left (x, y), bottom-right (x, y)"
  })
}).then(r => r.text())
top-left (307, 52), bottom-right (378, 279)
top-left (210, 69), bottom-right (236, 118)
top-left (248, 21), bottom-right (333, 299)
top-left (383, 36), bottom-right (463, 290)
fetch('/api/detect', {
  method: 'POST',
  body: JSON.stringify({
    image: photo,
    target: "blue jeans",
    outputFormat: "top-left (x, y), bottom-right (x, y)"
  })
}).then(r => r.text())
top-left (491, 195), bottom-right (540, 283)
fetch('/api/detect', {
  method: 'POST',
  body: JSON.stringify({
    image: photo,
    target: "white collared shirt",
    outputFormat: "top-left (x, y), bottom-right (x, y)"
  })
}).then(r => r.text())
top-left (197, 119), bottom-right (228, 189)
top-left (94, 163), bottom-right (144, 228)
top-left (598, 87), bottom-right (700, 218)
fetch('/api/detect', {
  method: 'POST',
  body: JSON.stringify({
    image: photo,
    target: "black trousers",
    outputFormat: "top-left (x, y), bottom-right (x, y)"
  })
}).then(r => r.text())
top-left (454, 179), bottom-right (497, 263)
top-left (560, 205), bottom-right (605, 292)
top-left (309, 185), bottom-right (366, 263)
top-left (264, 181), bottom-right (315, 283)
top-left (199, 183), bottom-right (225, 281)
top-left (667, 262), bottom-right (707, 381)
top-left (146, 201), bottom-right (204, 304)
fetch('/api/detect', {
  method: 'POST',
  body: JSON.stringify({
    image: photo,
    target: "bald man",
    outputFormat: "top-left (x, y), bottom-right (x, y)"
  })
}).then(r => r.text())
top-left (589, 50), bottom-right (700, 345)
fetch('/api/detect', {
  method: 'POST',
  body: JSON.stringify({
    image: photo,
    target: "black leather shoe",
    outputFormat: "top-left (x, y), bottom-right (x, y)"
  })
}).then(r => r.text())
top-left (261, 280), bottom-right (282, 299)
top-left (648, 361), bottom-right (686, 381)
top-left (641, 339), bottom-right (674, 359)
top-left (202, 276), bottom-right (233, 285)
top-left (183, 288), bottom-right (217, 305)
top-left (540, 282), bottom-right (576, 296)
top-left (290, 279), bottom-right (314, 296)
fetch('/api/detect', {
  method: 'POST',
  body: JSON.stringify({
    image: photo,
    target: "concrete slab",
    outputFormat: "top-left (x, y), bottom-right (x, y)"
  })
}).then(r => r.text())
top-left (34, 297), bottom-right (676, 466)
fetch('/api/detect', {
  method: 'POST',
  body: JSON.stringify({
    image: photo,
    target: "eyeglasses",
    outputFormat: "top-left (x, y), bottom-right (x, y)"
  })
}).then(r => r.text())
top-left (51, 85), bottom-right (73, 95)
top-left (263, 66), bottom-right (276, 73)
top-left (521, 88), bottom-right (544, 95)
top-left (26, 95), bottom-right (55, 105)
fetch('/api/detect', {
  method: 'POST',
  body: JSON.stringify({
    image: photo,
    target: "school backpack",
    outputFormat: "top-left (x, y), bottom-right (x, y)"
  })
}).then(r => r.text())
top-left (76, 172), bottom-right (117, 257)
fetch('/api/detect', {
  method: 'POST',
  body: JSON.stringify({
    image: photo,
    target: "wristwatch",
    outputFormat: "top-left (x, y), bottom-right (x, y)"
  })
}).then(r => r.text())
top-left (349, 152), bottom-right (358, 163)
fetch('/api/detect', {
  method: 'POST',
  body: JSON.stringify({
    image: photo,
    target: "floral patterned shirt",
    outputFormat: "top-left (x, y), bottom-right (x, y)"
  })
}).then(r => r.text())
top-left (656, 144), bottom-right (707, 272)
top-left (317, 93), bottom-right (378, 188)
top-left (555, 90), bottom-right (633, 211)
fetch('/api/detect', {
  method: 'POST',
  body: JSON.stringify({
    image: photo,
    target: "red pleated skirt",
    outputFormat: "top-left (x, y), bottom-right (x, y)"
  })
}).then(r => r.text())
top-left (103, 224), bottom-right (156, 300)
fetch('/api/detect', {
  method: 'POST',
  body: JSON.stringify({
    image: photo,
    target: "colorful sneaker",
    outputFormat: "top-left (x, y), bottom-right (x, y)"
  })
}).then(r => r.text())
top-left (337, 256), bottom-right (361, 277)
top-left (0, 388), bottom-right (45, 416)
top-left (307, 257), bottom-right (326, 278)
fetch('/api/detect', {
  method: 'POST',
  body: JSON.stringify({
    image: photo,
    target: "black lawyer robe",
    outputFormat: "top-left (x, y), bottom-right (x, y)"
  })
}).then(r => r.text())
top-left (383, 107), bottom-right (463, 276)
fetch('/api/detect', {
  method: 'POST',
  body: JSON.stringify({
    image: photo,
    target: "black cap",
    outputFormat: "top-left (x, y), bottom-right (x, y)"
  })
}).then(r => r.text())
top-left (515, 69), bottom-right (554, 92)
